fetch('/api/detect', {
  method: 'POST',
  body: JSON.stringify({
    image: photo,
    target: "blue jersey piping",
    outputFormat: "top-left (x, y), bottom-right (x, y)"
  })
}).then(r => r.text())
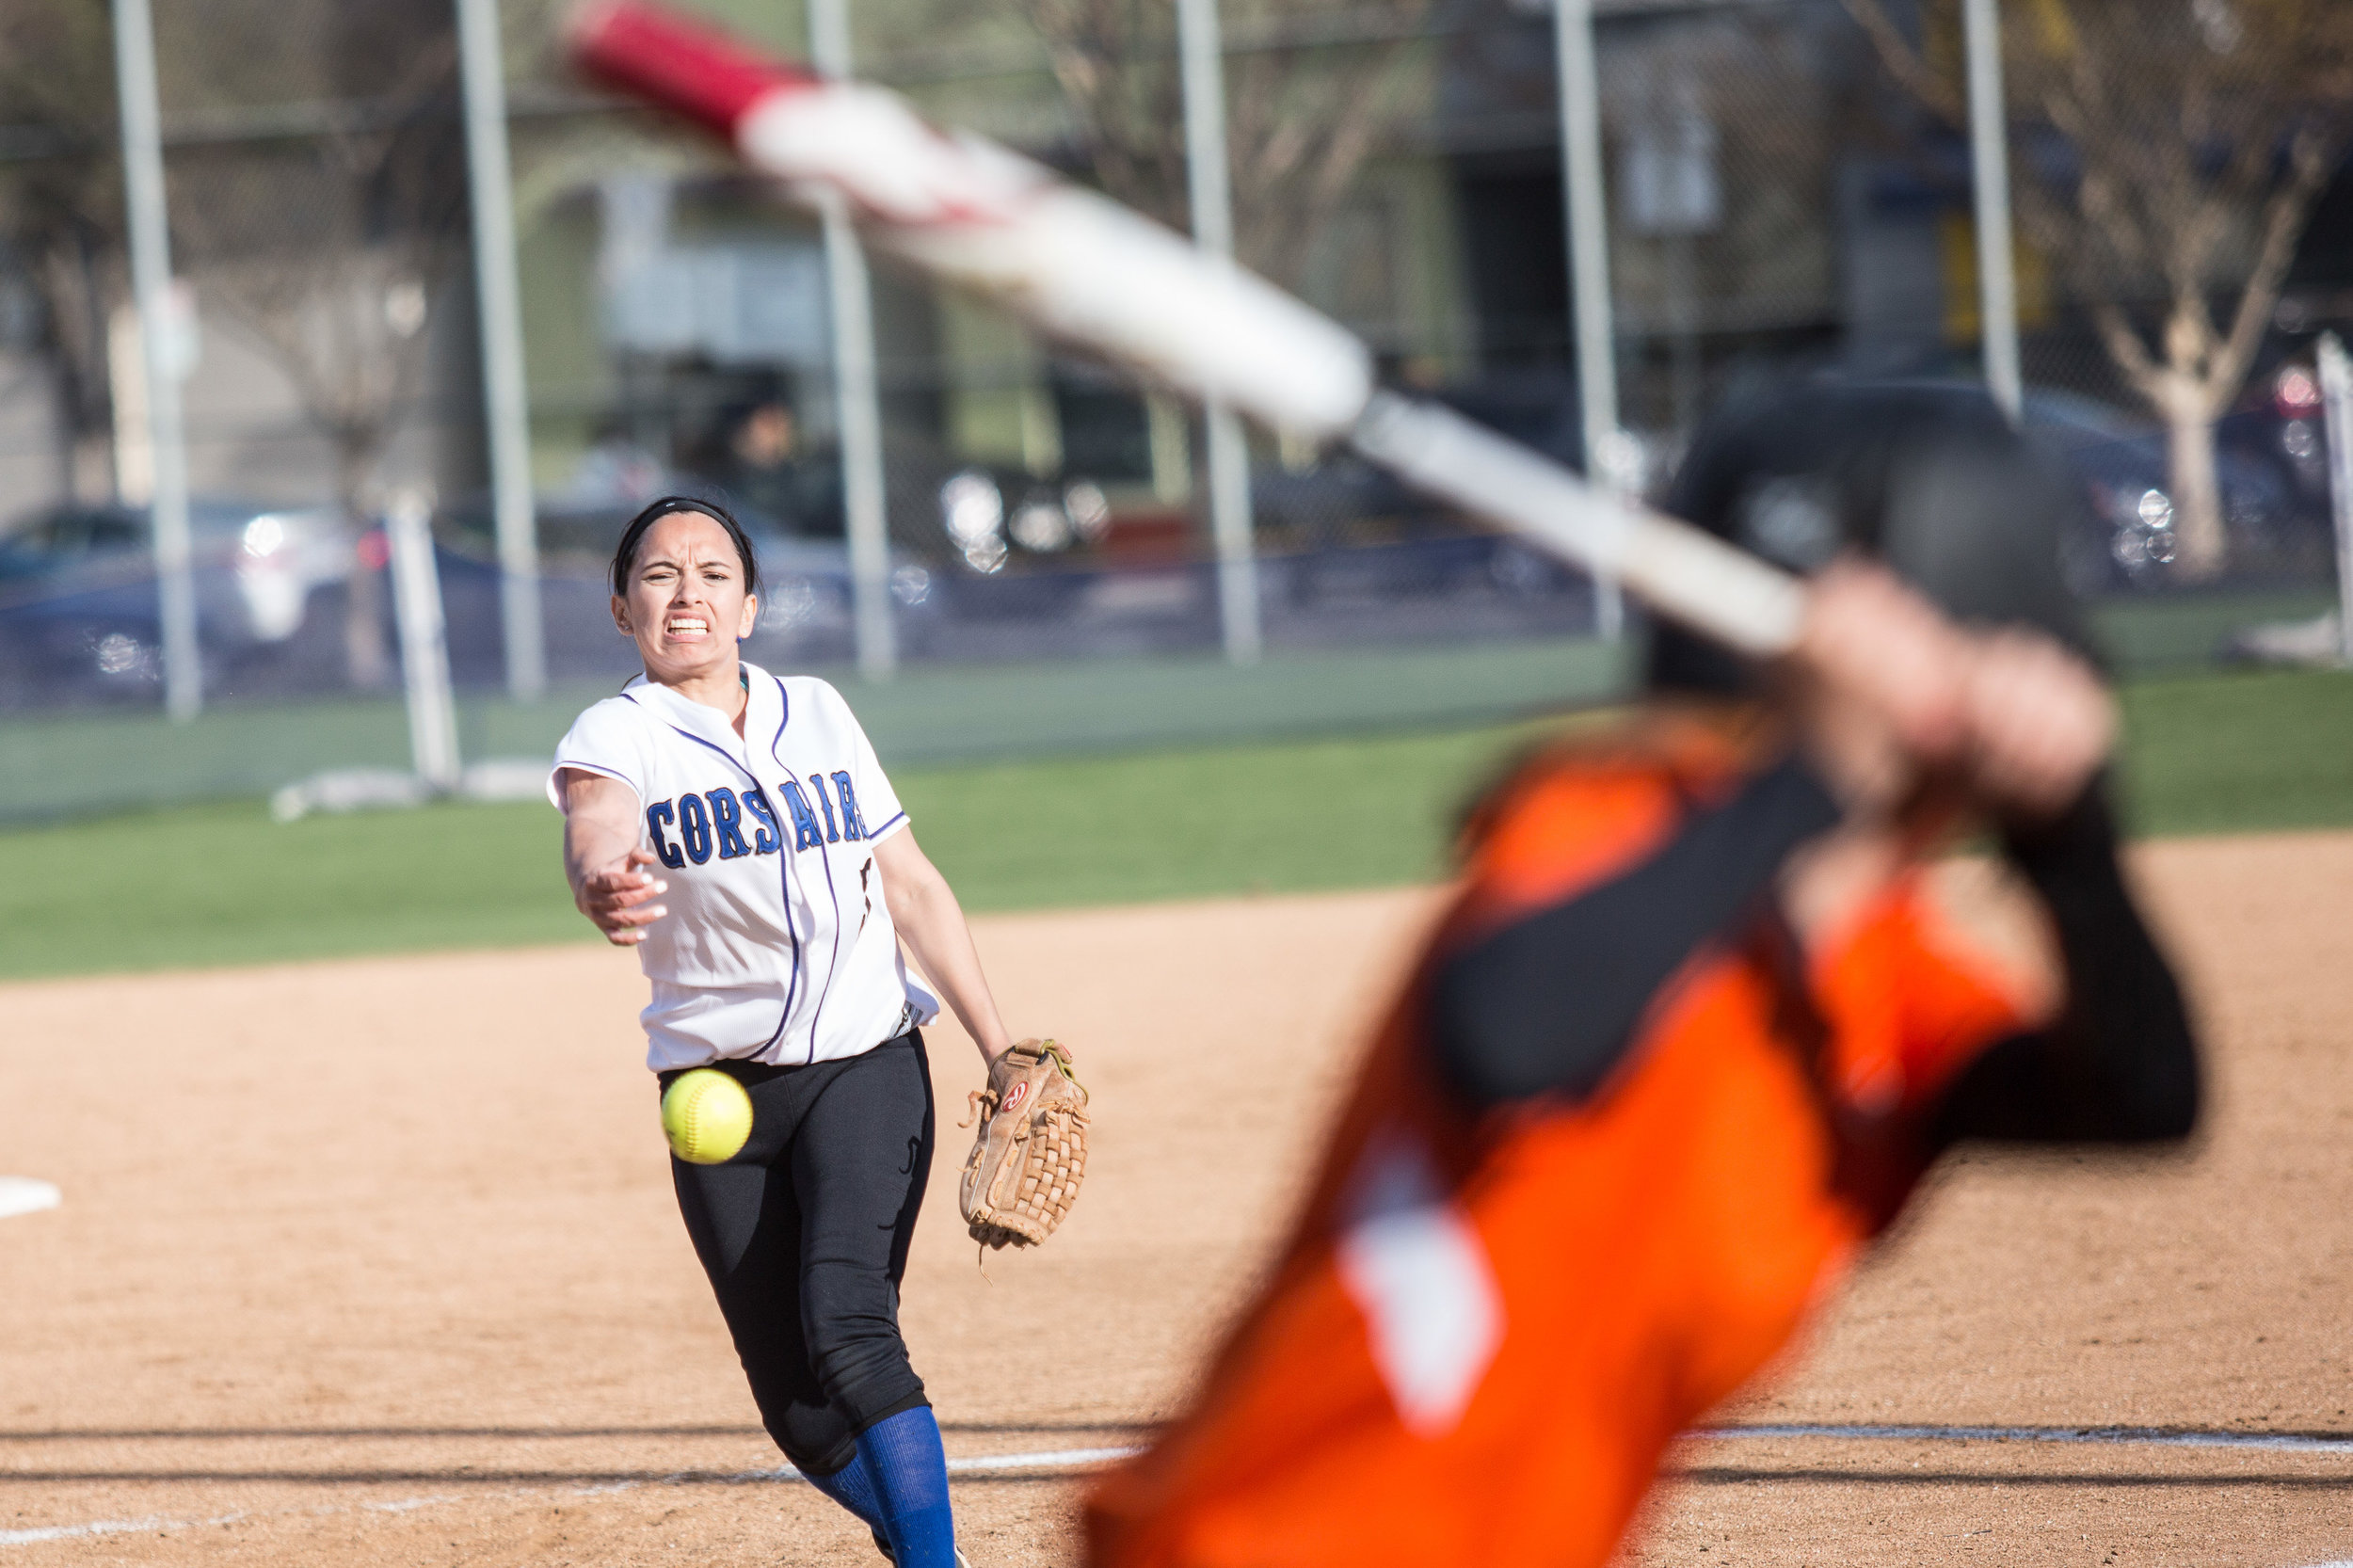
top-left (772, 675), bottom-right (849, 1067)
top-left (656, 717), bottom-right (805, 1059)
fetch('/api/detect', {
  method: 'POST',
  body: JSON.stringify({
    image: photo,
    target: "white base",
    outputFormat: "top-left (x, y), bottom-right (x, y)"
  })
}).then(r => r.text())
top-left (270, 759), bottom-right (552, 823)
top-left (0, 1176), bottom-right (60, 1220)
top-left (2222, 612), bottom-right (2347, 669)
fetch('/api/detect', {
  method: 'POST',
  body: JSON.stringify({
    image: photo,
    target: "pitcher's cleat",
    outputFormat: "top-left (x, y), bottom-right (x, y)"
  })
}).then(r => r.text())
top-left (869, 1533), bottom-right (973, 1568)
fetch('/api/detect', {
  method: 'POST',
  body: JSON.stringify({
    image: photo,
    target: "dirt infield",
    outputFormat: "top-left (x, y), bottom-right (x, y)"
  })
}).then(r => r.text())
top-left (2, 831), bottom-right (2349, 1565)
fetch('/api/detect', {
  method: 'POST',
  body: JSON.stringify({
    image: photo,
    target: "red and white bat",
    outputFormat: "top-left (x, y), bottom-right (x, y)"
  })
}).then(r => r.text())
top-left (569, 0), bottom-right (1805, 656)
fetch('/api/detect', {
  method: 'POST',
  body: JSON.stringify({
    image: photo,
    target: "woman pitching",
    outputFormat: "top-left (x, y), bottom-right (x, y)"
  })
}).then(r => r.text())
top-left (552, 496), bottom-right (1009, 1567)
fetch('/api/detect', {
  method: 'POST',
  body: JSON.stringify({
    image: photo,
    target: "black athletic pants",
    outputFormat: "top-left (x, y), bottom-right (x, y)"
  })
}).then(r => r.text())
top-left (663, 1031), bottom-right (936, 1476)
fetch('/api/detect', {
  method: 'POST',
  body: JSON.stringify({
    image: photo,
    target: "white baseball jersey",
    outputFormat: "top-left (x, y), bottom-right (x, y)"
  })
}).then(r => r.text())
top-left (549, 664), bottom-right (938, 1072)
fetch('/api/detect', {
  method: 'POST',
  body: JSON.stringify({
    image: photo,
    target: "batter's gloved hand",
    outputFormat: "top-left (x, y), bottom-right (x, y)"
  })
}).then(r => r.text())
top-left (958, 1039), bottom-right (1090, 1252)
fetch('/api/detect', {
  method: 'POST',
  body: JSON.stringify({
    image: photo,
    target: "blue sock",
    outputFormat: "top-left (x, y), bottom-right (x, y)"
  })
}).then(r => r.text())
top-left (854, 1406), bottom-right (957, 1568)
top-left (802, 1448), bottom-right (886, 1531)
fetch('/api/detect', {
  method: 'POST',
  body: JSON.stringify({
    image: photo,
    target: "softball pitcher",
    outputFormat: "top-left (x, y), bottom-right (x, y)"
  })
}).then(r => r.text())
top-left (552, 496), bottom-right (1004, 1567)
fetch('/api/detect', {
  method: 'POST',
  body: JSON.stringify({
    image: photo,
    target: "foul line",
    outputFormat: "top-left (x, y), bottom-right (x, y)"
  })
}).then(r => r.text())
top-left (949, 1446), bottom-right (1134, 1473)
top-left (1, 1513), bottom-right (242, 1547)
top-left (0, 1447), bottom-right (1136, 1547)
top-left (1691, 1423), bottom-right (2353, 1457)
top-left (0, 1178), bottom-right (59, 1223)
top-left (5, 1426), bottom-right (2344, 1549)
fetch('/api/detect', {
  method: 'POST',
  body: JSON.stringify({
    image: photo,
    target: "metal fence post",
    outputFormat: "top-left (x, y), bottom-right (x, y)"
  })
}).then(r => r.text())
top-left (2318, 334), bottom-right (2353, 666)
top-left (456, 0), bottom-right (547, 702)
top-left (1554, 0), bottom-right (1624, 641)
top-left (386, 488), bottom-right (461, 790)
top-left (808, 0), bottom-right (898, 681)
top-left (111, 0), bottom-right (201, 722)
top-left (1176, 0), bottom-right (1262, 665)
top-left (1963, 0), bottom-right (2024, 422)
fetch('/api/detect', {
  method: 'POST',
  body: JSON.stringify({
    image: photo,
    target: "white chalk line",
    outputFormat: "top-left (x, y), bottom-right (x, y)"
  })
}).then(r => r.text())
top-left (3, 1427), bottom-right (2342, 1550)
top-left (948, 1446), bottom-right (1134, 1473)
top-left (0, 1447), bottom-right (1132, 1547)
top-left (0, 1512), bottom-right (243, 1546)
top-left (0, 1178), bottom-right (59, 1222)
top-left (1690, 1422), bottom-right (2353, 1457)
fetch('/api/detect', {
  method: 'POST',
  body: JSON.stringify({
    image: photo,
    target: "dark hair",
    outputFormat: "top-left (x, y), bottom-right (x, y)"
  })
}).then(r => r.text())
top-left (610, 495), bottom-right (761, 599)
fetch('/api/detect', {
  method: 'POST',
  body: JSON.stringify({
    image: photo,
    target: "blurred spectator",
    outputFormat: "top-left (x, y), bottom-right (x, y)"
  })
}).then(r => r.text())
top-left (712, 398), bottom-right (843, 538)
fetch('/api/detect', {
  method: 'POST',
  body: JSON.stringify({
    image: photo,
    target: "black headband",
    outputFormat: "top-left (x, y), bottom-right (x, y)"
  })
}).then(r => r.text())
top-left (610, 495), bottom-right (761, 600)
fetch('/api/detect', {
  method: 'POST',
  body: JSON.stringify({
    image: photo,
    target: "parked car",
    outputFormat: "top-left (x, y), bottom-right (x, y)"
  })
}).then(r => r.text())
top-left (920, 464), bottom-right (1117, 577)
top-left (0, 498), bottom-right (350, 692)
top-left (1833, 380), bottom-right (2307, 593)
top-left (2011, 387), bottom-right (2306, 591)
top-left (2223, 358), bottom-right (2334, 519)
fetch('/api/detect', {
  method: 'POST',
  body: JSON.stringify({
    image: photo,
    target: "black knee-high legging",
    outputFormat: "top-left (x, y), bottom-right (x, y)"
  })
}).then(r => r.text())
top-left (663, 1032), bottom-right (936, 1476)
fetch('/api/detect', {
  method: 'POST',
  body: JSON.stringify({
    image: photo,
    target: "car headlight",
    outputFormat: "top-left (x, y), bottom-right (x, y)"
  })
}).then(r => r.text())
top-left (1064, 481), bottom-right (1111, 544)
top-left (939, 471), bottom-right (1004, 551)
top-left (242, 514), bottom-right (286, 557)
top-left (1009, 499), bottom-right (1073, 552)
top-left (889, 564), bottom-right (932, 606)
top-left (961, 535), bottom-right (1008, 574)
top-left (761, 578), bottom-right (820, 632)
top-left (2276, 365), bottom-right (2322, 417)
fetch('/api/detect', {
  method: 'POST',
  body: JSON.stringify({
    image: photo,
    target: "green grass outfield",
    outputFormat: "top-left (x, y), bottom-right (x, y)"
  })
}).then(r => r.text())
top-left (4, 664), bottom-right (2349, 982)
top-left (0, 585), bottom-right (2329, 827)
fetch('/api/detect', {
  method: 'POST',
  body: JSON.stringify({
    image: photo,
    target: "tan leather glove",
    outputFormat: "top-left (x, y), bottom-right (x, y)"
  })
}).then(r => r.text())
top-left (958, 1039), bottom-right (1090, 1250)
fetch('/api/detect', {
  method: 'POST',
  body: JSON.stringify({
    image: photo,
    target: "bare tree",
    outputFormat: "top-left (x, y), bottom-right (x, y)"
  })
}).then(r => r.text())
top-left (166, 3), bottom-right (471, 686)
top-left (1845, 0), bottom-right (2353, 575)
top-left (1003, 0), bottom-right (1433, 296)
top-left (0, 0), bottom-right (472, 681)
top-left (0, 0), bottom-right (127, 503)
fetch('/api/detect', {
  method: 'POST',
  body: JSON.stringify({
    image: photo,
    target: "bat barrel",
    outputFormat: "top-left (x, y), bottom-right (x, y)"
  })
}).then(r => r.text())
top-left (568, 0), bottom-right (1373, 438)
top-left (570, 0), bottom-right (1801, 660)
top-left (571, 0), bottom-right (815, 135)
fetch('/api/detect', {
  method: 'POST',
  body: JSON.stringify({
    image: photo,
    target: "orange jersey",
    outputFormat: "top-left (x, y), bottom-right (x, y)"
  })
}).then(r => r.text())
top-left (1087, 721), bottom-right (2030, 1568)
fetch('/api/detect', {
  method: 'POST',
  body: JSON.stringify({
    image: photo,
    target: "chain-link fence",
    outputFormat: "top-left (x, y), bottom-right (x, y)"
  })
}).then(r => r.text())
top-left (1573, 0), bottom-right (2353, 594)
top-left (0, 0), bottom-right (2347, 777)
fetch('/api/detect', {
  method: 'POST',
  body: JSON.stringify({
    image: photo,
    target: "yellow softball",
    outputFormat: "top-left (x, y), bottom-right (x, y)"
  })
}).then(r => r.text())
top-left (661, 1068), bottom-right (754, 1164)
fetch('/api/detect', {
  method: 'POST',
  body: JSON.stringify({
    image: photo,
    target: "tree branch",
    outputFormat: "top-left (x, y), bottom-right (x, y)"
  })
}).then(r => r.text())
top-left (1838, 0), bottom-right (1962, 123)
top-left (2089, 300), bottom-right (2165, 404)
top-left (2212, 125), bottom-right (2337, 405)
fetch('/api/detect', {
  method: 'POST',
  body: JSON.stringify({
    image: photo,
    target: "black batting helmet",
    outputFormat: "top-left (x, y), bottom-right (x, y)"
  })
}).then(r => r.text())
top-left (1647, 378), bottom-right (2096, 695)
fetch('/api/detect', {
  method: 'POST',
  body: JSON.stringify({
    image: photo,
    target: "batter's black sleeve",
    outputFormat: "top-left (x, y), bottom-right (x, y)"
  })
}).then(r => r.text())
top-left (1928, 781), bottom-right (2201, 1147)
top-left (1430, 754), bottom-right (1842, 1110)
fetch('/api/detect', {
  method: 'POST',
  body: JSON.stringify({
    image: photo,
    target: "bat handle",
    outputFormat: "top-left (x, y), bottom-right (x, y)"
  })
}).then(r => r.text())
top-left (1616, 513), bottom-right (1808, 658)
top-left (1350, 392), bottom-right (1806, 658)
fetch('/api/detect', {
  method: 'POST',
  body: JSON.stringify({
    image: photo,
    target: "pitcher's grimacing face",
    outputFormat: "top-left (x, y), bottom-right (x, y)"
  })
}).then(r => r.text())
top-left (613, 510), bottom-right (758, 681)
